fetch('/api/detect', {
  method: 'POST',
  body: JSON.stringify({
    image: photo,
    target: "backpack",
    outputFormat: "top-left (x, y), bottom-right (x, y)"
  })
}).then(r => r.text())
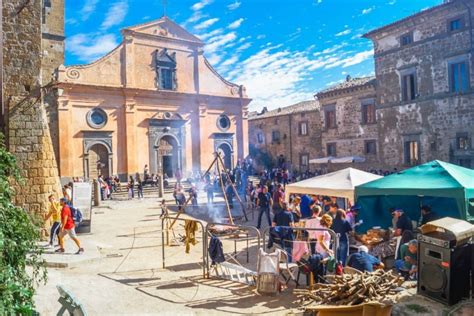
top-left (70, 206), bottom-right (83, 224)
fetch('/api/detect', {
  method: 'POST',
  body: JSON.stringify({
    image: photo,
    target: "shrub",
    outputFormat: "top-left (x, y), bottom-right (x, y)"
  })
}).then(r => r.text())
top-left (0, 134), bottom-right (46, 314)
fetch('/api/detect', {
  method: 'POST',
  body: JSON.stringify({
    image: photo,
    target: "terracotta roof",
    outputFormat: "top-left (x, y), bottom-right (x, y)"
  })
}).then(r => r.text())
top-left (316, 76), bottom-right (376, 97)
top-left (249, 100), bottom-right (319, 120)
top-left (363, 0), bottom-right (455, 38)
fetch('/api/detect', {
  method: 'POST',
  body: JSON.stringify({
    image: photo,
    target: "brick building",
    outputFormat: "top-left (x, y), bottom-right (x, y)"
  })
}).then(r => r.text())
top-left (364, 0), bottom-right (474, 169)
top-left (248, 100), bottom-right (320, 172)
top-left (316, 76), bottom-right (379, 170)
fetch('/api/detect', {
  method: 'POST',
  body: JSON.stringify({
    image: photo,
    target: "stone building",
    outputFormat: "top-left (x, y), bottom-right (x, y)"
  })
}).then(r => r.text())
top-left (42, 0), bottom-right (65, 163)
top-left (248, 100), bottom-right (320, 172)
top-left (316, 76), bottom-right (379, 170)
top-left (56, 17), bottom-right (250, 181)
top-left (364, 0), bottom-right (474, 169)
top-left (1, 0), bottom-right (63, 214)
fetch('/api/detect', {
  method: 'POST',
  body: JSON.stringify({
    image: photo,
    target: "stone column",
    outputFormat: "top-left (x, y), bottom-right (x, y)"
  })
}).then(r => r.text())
top-left (196, 102), bottom-right (206, 171)
top-left (236, 102), bottom-right (249, 161)
top-left (57, 97), bottom-right (73, 178)
top-left (124, 98), bottom-right (137, 178)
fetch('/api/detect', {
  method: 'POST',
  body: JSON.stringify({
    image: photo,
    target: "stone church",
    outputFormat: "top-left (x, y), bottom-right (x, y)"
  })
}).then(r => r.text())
top-left (56, 17), bottom-right (251, 181)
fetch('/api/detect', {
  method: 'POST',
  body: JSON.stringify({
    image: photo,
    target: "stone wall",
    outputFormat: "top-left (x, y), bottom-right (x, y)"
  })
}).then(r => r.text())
top-left (368, 0), bottom-right (474, 169)
top-left (2, 0), bottom-right (62, 215)
top-left (249, 101), bottom-right (321, 172)
top-left (41, 0), bottom-right (65, 167)
top-left (318, 82), bottom-right (380, 169)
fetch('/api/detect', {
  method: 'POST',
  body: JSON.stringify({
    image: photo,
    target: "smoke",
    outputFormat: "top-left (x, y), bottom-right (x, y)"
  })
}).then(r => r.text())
top-left (207, 202), bottom-right (225, 223)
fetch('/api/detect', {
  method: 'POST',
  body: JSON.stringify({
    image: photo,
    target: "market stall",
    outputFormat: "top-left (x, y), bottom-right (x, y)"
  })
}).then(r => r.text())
top-left (355, 160), bottom-right (474, 233)
top-left (285, 168), bottom-right (382, 203)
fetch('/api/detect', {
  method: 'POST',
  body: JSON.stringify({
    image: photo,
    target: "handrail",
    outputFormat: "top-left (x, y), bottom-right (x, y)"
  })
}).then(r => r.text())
top-left (204, 222), bottom-right (261, 278)
top-left (161, 216), bottom-right (206, 278)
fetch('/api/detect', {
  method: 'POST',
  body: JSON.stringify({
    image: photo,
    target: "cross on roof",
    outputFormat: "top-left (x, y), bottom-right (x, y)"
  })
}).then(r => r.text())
top-left (162, 0), bottom-right (167, 17)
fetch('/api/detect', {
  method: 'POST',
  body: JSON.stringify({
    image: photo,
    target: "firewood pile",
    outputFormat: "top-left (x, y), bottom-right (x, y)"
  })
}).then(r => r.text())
top-left (295, 270), bottom-right (405, 307)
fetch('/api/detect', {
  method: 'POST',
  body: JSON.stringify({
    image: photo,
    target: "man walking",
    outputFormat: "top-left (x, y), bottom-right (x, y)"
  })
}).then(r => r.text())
top-left (256, 186), bottom-right (273, 229)
top-left (56, 198), bottom-right (84, 254)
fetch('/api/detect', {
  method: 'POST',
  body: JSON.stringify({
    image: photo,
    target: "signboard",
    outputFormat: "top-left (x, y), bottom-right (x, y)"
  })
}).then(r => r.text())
top-left (72, 182), bottom-right (92, 233)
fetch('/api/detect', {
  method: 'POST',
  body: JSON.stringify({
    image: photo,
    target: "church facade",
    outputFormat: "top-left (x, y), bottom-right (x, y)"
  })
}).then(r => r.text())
top-left (56, 17), bottom-right (251, 181)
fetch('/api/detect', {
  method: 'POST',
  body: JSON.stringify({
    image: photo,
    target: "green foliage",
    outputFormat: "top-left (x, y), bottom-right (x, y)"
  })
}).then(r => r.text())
top-left (0, 134), bottom-right (46, 315)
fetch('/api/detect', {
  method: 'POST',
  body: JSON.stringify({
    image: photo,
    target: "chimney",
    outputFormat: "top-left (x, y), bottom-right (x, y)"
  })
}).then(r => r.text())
top-left (346, 75), bottom-right (352, 82)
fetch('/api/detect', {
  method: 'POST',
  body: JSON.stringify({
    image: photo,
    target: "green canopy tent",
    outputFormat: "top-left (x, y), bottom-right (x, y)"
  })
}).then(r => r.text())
top-left (354, 160), bottom-right (474, 232)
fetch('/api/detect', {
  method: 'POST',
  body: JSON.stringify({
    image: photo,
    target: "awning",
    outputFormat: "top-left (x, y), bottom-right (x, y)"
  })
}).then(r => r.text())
top-left (309, 156), bottom-right (334, 164)
top-left (285, 168), bottom-right (382, 202)
top-left (331, 156), bottom-right (366, 163)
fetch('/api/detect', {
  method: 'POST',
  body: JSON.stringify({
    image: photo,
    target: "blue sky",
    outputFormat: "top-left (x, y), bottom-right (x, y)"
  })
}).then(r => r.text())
top-left (65, 0), bottom-right (442, 111)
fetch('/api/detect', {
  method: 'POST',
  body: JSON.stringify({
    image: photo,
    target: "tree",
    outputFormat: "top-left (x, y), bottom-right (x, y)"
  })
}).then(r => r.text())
top-left (0, 134), bottom-right (46, 314)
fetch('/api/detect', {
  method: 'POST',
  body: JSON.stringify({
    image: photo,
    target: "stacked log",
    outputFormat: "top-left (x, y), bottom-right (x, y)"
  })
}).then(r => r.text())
top-left (295, 270), bottom-right (404, 307)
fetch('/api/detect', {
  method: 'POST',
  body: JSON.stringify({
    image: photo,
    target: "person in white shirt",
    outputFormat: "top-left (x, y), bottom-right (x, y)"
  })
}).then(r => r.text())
top-left (305, 205), bottom-right (322, 254)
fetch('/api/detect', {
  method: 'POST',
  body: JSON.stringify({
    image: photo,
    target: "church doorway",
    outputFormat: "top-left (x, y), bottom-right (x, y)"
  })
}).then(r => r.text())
top-left (217, 143), bottom-right (232, 171)
top-left (88, 144), bottom-right (110, 179)
top-left (158, 136), bottom-right (179, 178)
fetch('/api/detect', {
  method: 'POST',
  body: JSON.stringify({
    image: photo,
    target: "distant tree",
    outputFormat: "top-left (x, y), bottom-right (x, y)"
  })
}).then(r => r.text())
top-left (0, 134), bottom-right (46, 314)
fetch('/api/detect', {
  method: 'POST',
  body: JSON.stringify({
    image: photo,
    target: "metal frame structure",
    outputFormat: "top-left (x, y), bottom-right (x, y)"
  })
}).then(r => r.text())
top-left (262, 226), bottom-right (339, 255)
top-left (204, 222), bottom-right (261, 278)
top-left (161, 216), bottom-right (207, 278)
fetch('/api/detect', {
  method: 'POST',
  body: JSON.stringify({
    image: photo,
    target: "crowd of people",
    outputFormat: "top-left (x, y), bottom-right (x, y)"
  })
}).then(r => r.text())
top-left (244, 169), bottom-right (440, 281)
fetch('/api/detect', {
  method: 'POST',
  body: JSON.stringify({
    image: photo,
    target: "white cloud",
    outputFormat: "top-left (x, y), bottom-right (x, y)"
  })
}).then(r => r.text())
top-left (205, 32), bottom-right (237, 53)
top-left (184, 11), bottom-right (207, 26)
top-left (80, 0), bottom-right (99, 21)
top-left (207, 54), bottom-right (222, 65)
top-left (67, 33), bottom-right (119, 63)
top-left (191, 0), bottom-right (213, 11)
top-left (335, 29), bottom-right (351, 37)
top-left (228, 18), bottom-right (244, 29)
top-left (227, 46), bottom-right (321, 110)
top-left (101, 1), bottom-right (128, 30)
top-left (362, 7), bottom-right (374, 15)
top-left (195, 18), bottom-right (219, 30)
top-left (388, 0), bottom-right (396, 5)
top-left (221, 55), bottom-right (239, 66)
top-left (325, 49), bottom-right (373, 69)
top-left (198, 28), bottom-right (223, 41)
top-left (236, 42), bottom-right (252, 52)
top-left (341, 50), bottom-right (373, 67)
top-left (256, 34), bottom-right (266, 40)
top-left (227, 1), bottom-right (241, 10)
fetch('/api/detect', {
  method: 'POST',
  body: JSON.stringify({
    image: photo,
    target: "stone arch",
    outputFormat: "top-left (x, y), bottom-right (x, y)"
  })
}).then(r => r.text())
top-left (155, 134), bottom-right (182, 178)
top-left (84, 140), bottom-right (113, 180)
top-left (217, 142), bottom-right (233, 170)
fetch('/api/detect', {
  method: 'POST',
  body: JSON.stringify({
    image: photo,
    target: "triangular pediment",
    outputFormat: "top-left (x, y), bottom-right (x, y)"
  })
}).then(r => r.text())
top-left (156, 49), bottom-right (176, 64)
top-left (124, 16), bottom-right (204, 44)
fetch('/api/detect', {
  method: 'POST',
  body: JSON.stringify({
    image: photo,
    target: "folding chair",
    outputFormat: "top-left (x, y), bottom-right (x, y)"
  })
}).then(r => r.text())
top-left (275, 245), bottom-right (299, 286)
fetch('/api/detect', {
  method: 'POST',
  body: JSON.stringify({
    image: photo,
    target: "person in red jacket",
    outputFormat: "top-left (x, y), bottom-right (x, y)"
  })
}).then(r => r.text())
top-left (56, 198), bottom-right (84, 254)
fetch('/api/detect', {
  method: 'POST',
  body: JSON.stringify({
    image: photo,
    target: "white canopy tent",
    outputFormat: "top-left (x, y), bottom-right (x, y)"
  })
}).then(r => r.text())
top-left (285, 168), bottom-right (382, 203)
